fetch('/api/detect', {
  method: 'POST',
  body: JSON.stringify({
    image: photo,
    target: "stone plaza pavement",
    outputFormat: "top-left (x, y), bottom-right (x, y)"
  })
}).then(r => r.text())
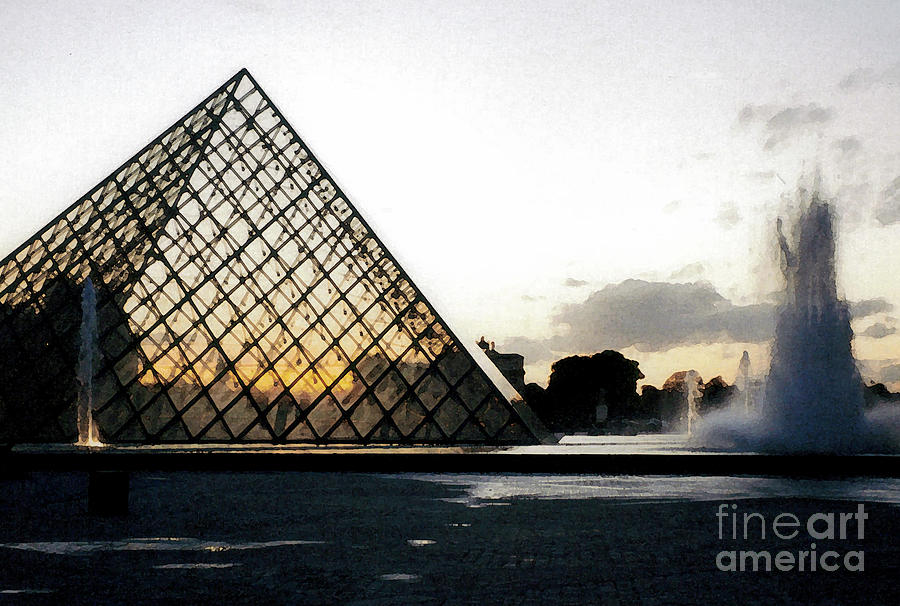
top-left (0, 472), bottom-right (897, 604)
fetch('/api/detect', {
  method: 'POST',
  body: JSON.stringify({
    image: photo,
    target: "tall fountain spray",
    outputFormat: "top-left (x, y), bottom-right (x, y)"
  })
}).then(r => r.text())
top-left (684, 370), bottom-right (701, 437)
top-left (694, 187), bottom-right (900, 452)
top-left (761, 192), bottom-right (865, 451)
top-left (76, 277), bottom-right (102, 446)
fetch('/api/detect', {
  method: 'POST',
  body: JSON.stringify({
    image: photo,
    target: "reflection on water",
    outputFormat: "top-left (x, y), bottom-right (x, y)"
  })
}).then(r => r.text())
top-left (0, 538), bottom-right (323, 556)
top-left (406, 539), bottom-right (436, 547)
top-left (405, 474), bottom-right (900, 507)
top-left (380, 573), bottom-right (420, 582)
top-left (506, 434), bottom-right (695, 454)
top-left (153, 563), bottom-right (240, 570)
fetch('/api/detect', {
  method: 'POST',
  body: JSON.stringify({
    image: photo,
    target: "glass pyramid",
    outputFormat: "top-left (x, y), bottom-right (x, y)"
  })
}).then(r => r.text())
top-left (0, 70), bottom-right (547, 445)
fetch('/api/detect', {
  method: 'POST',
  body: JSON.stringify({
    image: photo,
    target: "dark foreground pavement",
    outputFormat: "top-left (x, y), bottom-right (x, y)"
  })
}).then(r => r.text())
top-left (0, 472), bottom-right (897, 605)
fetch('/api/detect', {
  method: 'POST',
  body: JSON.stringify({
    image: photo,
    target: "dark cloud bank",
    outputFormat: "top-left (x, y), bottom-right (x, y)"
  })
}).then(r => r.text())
top-left (507, 280), bottom-right (893, 363)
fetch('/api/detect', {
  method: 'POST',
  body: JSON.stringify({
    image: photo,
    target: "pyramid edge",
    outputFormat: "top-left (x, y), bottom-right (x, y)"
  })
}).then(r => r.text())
top-left (0, 69), bottom-right (249, 270)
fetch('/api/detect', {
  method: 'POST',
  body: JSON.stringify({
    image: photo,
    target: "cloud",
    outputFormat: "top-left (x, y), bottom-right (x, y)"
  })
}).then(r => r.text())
top-left (766, 104), bottom-right (832, 130)
top-left (739, 103), bottom-right (834, 151)
top-left (881, 363), bottom-right (900, 384)
top-left (549, 280), bottom-right (775, 353)
top-left (738, 104), bottom-right (775, 125)
top-left (838, 68), bottom-right (877, 91)
top-left (763, 104), bottom-right (833, 150)
top-left (833, 136), bottom-right (862, 155)
top-left (838, 63), bottom-right (900, 91)
top-left (850, 298), bottom-right (894, 318)
top-left (500, 336), bottom-right (555, 364)
top-left (563, 278), bottom-right (588, 288)
top-left (875, 177), bottom-right (900, 226)
top-left (520, 294), bottom-right (545, 302)
top-left (714, 201), bottom-right (741, 229)
top-left (861, 322), bottom-right (896, 339)
top-left (503, 285), bottom-right (896, 364)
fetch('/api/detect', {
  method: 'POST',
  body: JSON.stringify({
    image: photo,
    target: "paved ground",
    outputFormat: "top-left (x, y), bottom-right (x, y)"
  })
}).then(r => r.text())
top-left (0, 472), bottom-right (898, 604)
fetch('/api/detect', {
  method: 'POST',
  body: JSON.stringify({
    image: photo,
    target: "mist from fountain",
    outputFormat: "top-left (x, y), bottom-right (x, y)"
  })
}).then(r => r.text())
top-left (694, 189), bottom-right (900, 453)
top-left (76, 277), bottom-right (102, 447)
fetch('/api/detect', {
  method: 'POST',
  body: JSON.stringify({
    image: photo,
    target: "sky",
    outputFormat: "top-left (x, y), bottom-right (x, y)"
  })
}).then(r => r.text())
top-left (2, 0), bottom-right (900, 389)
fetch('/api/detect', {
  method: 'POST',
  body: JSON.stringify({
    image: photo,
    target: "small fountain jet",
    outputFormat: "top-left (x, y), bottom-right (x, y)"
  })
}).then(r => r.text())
top-left (736, 351), bottom-right (752, 413)
top-left (685, 370), bottom-right (702, 437)
top-left (76, 278), bottom-right (102, 447)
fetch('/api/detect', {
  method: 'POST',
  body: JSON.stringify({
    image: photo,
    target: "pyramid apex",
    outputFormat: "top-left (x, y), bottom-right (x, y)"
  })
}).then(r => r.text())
top-left (228, 68), bottom-right (253, 85)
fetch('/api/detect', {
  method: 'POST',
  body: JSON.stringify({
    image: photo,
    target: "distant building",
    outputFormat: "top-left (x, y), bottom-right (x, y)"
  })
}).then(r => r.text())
top-left (477, 337), bottom-right (527, 393)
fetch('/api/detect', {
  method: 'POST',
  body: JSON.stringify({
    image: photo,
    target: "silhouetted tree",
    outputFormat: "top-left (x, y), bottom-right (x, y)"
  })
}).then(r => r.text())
top-left (519, 382), bottom-right (555, 432)
top-left (531, 350), bottom-right (644, 432)
top-left (0, 275), bottom-right (81, 442)
top-left (699, 376), bottom-right (735, 413)
top-left (638, 377), bottom-right (678, 427)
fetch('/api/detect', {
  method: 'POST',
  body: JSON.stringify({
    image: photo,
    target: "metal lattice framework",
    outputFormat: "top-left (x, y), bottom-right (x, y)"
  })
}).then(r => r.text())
top-left (0, 70), bottom-right (546, 445)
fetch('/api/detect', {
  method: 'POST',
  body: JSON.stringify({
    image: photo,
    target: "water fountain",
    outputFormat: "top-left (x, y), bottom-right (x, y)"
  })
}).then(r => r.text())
top-left (762, 193), bottom-right (866, 451)
top-left (695, 189), bottom-right (899, 453)
top-left (684, 370), bottom-right (701, 437)
top-left (76, 277), bottom-right (102, 447)
top-left (736, 351), bottom-right (751, 413)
